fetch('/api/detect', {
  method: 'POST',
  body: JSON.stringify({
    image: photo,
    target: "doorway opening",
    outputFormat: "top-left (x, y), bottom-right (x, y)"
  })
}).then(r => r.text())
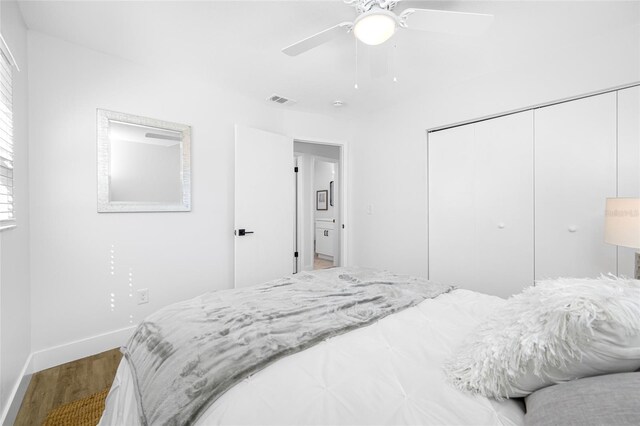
top-left (294, 141), bottom-right (343, 272)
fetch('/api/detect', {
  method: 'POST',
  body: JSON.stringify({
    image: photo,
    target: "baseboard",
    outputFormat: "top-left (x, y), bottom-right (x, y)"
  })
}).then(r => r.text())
top-left (30, 325), bottom-right (136, 373)
top-left (0, 326), bottom-right (136, 425)
top-left (0, 325), bottom-right (136, 425)
top-left (0, 354), bottom-right (33, 426)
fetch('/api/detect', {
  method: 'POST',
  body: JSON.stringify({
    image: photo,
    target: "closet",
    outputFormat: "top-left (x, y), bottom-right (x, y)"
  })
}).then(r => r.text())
top-left (428, 85), bottom-right (640, 297)
top-left (534, 93), bottom-right (617, 279)
top-left (429, 112), bottom-right (534, 297)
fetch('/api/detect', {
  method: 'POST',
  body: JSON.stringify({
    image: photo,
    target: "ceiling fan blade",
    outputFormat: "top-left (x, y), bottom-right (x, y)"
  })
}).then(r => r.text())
top-left (282, 22), bottom-right (353, 56)
top-left (401, 8), bottom-right (494, 36)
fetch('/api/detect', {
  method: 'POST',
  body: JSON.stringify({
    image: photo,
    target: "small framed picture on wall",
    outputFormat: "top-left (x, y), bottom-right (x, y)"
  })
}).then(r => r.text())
top-left (316, 190), bottom-right (328, 210)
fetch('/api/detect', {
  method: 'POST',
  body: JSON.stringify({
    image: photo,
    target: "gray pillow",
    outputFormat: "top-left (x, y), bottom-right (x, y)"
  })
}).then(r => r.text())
top-left (524, 372), bottom-right (640, 426)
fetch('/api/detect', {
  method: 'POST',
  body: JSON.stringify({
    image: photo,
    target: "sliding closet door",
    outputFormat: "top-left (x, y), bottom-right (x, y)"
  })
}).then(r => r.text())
top-left (429, 111), bottom-right (534, 297)
top-left (535, 93), bottom-right (617, 279)
top-left (429, 125), bottom-right (476, 288)
top-left (473, 112), bottom-right (534, 295)
top-left (618, 87), bottom-right (640, 277)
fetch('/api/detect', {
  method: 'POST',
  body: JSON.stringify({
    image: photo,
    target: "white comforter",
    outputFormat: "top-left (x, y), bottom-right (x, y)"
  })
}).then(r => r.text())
top-left (100, 289), bottom-right (524, 425)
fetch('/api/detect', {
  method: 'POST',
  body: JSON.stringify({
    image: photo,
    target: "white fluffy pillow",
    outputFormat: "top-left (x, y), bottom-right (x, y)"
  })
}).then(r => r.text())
top-left (444, 276), bottom-right (640, 399)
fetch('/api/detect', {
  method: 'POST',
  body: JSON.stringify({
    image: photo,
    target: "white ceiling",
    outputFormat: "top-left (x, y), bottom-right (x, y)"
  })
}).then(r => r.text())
top-left (17, 1), bottom-right (640, 115)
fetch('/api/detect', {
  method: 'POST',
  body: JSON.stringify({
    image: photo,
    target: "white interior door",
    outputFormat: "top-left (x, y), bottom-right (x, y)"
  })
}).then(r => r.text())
top-left (429, 111), bottom-right (534, 298)
top-left (235, 125), bottom-right (294, 288)
top-left (535, 92), bottom-right (617, 279)
top-left (332, 162), bottom-right (341, 266)
top-left (429, 124), bottom-right (477, 289)
top-left (473, 111), bottom-right (534, 295)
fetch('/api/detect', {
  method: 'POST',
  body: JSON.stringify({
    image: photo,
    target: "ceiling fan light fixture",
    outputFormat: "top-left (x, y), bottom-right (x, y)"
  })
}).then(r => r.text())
top-left (353, 9), bottom-right (397, 46)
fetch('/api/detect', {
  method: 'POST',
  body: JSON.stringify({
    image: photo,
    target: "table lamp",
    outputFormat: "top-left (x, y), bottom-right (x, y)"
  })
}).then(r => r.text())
top-left (605, 198), bottom-right (640, 279)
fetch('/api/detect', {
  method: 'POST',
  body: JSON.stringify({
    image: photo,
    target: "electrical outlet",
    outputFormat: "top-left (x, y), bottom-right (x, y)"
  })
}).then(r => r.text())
top-left (136, 288), bottom-right (149, 305)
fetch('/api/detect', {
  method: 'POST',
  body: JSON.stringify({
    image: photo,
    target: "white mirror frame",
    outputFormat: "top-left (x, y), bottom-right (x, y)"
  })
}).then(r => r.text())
top-left (97, 109), bottom-right (192, 212)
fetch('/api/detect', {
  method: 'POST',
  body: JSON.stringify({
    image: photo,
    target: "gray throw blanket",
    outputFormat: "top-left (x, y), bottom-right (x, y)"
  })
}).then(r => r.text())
top-left (123, 267), bottom-right (453, 425)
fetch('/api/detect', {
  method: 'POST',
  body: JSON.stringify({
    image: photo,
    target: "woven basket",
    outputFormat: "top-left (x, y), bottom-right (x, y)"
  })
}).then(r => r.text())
top-left (42, 388), bottom-right (109, 426)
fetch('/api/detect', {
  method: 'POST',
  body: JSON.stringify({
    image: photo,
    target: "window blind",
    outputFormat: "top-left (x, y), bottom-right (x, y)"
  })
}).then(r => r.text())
top-left (0, 49), bottom-right (13, 223)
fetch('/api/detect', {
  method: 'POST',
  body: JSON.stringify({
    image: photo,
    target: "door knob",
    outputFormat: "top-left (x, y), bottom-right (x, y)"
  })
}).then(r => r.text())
top-left (568, 226), bottom-right (577, 233)
top-left (236, 229), bottom-right (254, 236)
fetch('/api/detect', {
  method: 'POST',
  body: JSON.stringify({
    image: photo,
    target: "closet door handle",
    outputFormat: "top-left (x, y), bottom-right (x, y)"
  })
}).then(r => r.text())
top-left (236, 229), bottom-right (254, 236)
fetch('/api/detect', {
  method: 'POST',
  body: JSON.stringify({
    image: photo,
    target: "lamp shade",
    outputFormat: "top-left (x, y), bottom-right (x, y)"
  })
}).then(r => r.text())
top-left (605, 198), bottom-right (640, 249)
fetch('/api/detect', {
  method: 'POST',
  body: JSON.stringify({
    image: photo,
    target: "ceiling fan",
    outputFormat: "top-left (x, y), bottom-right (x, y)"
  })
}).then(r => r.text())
top-left (282, 0), bottom-right (494, 56)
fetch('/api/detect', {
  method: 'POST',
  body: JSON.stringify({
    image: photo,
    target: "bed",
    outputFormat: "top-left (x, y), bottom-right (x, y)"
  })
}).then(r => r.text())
top-left (99, 267), bottom-right (525, 426)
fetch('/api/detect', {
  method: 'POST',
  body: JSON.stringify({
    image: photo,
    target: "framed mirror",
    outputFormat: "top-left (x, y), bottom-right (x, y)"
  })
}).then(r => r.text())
top-left (97, 109), bottom-right (191, 212)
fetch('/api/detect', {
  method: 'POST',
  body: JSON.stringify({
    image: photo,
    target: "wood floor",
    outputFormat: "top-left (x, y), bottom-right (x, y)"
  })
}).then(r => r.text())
top-left (313, 255), bottom-right (334, 270)
top-left (14, 348), bottom-right (122, 426)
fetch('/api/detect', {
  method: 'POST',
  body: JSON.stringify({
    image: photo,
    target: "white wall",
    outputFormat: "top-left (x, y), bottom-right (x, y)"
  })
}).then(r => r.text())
top-left (293, 142), bottom-right (340, 160)
top-left (350, 13), bottom-right (640, 279)
top-left (27, 31), bottom-right (352, 370)
top-left (0, 0), bottom-right (30, 418)
top-left (313, 161), bottom-right (335, 221)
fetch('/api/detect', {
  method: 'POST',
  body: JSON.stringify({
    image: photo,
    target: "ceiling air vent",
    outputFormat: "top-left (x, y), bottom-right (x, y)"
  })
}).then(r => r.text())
top-left (267, 94), bottom-right (297, 106)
